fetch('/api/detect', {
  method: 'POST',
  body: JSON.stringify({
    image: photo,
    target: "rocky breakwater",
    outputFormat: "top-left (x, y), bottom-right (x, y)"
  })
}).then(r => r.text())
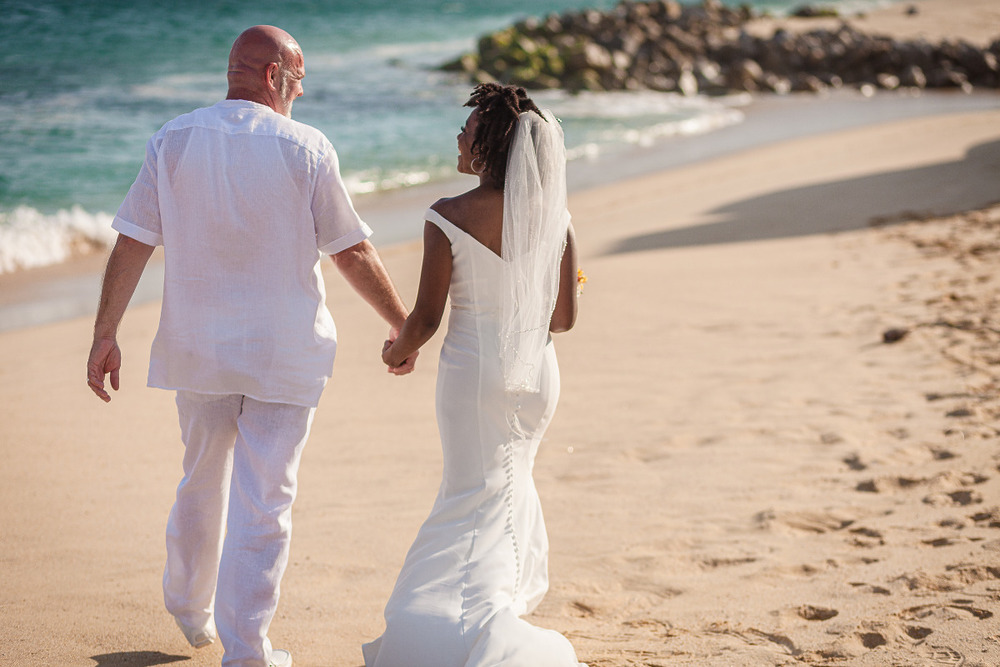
top-left (442, 0), bottom-right (1000, 95)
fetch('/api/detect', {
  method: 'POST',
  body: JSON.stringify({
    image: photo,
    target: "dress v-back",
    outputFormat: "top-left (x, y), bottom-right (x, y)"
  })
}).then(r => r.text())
top-left (363, 208), bottom-right (584, 667)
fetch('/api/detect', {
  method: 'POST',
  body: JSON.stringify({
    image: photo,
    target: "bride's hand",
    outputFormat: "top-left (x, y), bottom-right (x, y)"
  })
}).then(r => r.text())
top-left (383, 339), bottom-right (419, 375)
top-left (391, 349), bottom-right (418, 375)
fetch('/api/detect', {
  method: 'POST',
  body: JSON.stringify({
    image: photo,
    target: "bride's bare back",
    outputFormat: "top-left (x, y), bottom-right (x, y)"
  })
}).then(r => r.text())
top-left (430, 186), bottom-right (504, 258)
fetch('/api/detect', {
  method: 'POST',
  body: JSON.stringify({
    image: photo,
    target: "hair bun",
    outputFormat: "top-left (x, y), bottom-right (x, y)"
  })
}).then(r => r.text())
top-left (463, 83), bottom-right (543, 186)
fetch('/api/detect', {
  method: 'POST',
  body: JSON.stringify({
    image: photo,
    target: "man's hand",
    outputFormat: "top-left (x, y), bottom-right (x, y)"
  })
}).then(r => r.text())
top-left (88, 337), bottom-right (122, 402)
top-left (87, 233), bottom-right (153, 402)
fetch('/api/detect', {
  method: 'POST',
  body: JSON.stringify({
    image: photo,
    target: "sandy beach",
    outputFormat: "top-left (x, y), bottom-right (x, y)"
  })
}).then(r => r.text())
top-left (3, 1), bottom-right (999, 665)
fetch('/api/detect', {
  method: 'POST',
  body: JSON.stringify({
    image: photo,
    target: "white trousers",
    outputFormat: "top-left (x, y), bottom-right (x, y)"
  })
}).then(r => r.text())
top-left (165, 391), bottom-right (315, 667)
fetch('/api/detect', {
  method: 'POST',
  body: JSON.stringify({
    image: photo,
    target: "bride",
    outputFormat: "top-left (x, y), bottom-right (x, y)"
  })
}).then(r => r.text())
top-left (365, 83), bottom-right (584, 667)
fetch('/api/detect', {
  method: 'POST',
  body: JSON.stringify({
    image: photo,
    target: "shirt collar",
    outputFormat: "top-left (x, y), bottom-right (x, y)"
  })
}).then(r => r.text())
top-left (217, 98), bottom-right (276, 114)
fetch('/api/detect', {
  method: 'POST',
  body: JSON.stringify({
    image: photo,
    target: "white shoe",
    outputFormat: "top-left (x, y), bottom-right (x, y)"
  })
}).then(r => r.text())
top-left (174, 617), bottom-right (216, 648)
top-left (269, 649), bottom-right (293, 667)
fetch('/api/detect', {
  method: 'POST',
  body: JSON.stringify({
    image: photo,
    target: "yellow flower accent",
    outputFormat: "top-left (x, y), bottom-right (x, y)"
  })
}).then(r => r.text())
top-left (576, 267), bottom-right (587, 296)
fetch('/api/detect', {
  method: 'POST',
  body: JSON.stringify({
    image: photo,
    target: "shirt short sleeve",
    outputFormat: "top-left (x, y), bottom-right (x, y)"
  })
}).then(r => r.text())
top-left (312, 142), bottom-right (372, 255)
top-left (112, 134), bottom-right (164, 246)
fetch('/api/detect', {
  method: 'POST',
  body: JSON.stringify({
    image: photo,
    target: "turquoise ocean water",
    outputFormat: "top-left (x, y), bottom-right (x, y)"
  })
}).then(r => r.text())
top-left (1, 0), bottom-right (901, 273)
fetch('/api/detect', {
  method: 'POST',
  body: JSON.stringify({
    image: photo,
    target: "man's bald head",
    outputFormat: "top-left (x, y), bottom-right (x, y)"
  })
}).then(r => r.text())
top-left (227, 25), bottom-right (305, 117)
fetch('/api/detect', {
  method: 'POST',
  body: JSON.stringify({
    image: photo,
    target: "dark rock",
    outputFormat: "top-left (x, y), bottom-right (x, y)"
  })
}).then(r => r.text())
top-left (644, 72), bottom-right (679, 92)
top-left (762, 72), bottom-right (792, 94)
top-left (876, 72), bottom-right (900, 89)
top-left (726, 58), bottom-right (765, 91)
top-left (678, 67), bottom-right (699, 96)
top-left (927, 65), bottom-right (971, 90)
top-left (693, 58), bottom-right (726, 92)
top-left (793, 73), bottom-right (827, 92)
top-left (899, 64), bottom-right (927, 88)
top-left (882, 328), bottom-right (910, 344)
top-left (818, 72), bottom-right (844, 88)
top-left (569, 42), bottom-right (613, 72)
top-left (791, 5), bottom-right (840, 19)
top-left (444, 0), bottom-right (1000, 94)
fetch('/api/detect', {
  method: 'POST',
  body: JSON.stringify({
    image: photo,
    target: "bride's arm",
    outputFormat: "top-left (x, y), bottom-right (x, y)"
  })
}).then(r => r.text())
top-left (382, 221), bottom-right (453, 370)
top-left (549, 222), bottom-right (578, 333)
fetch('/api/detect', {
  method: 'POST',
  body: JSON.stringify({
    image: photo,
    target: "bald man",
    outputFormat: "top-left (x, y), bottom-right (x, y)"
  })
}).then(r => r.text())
top-left (87, 26), bottom-right (413, 667)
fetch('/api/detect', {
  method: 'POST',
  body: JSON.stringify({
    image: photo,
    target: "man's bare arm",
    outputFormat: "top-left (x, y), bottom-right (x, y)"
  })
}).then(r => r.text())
top-left (331, 239), bottom-right (407, 328)
top-left (330, 239), bottom-right (417, 373)
top-left (87, 234), bottom-right (155, 402)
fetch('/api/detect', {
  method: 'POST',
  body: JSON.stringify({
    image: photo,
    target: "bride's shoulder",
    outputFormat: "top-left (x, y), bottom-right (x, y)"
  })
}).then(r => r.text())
top-left (429, 193), bottom-right (472, 229)
top-left (429, 196), bottom-right (458, 217)
top-left (433, 189), bottom-right (501, 221)
top-left (430, 191), bottom-right (475, 215)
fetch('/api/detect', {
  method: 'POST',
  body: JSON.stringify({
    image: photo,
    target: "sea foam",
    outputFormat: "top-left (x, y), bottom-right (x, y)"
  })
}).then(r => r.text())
top-left (0, 206), bottom-right (116, 274)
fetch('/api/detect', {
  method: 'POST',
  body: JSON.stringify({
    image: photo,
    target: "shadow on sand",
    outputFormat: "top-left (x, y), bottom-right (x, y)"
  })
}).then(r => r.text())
top-left (606, 138), bottom-right (1000, 255)
top-left (90, 652), bottom-right (190, 666)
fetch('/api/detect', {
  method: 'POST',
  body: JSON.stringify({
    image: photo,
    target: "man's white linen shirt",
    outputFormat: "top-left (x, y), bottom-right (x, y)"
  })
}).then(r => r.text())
top-left (112, 99), bottom-right (372, 407)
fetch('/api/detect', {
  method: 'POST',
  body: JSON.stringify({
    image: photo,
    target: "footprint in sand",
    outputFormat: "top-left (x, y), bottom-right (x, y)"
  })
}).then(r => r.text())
top-left (930, 447), bottom-right (958, 460)
top-left (843, 453), bottom-right (867, 471)
top-left (857, 631), bottom-right (887, 649)
top-left (706, 623), bottom-right (800, 655)
top-left (922, 536), bottom-right (961, 547)
top-left (905, 625), bottom-right (933, 640)
top-left (897, 568), bottom-right (1000, 594)
top-left (856, 476), bottom-right (925, 493)
top-left (850, 581), bottom-right (892, 595)
top-left (756, 509), bottom-right (857, 534)
top-left (700, 556), bottom-right (758, 568)
top-left (848, 526), bottom-right (885, 548)
top-left (900, 599), bottom-right (996, 622)
top-left (856, 470), bottom-right (990, 505)
top-left (843, 443), bottom-right (962, 478)
top-left (621, 618), bottom-right (672, 632)
top-left (568, 600), bottom-right (597, 617)
top-left (921, 645), bottom-right (966, 666)
top-left (797, 604), bottom-right (838, 621)
top-left (936, 489), bottom-right (983, 506)
top-left (947, 600), bottom-right (994, 620)
top-left (621, 576), bottom-right (683, 601)
top-left (970, 507), bottom-right (1000, 528)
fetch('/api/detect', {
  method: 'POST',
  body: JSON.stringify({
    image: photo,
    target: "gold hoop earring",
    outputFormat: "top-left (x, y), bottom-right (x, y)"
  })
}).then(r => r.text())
top-left (471, 157), bottom-right (486, 174)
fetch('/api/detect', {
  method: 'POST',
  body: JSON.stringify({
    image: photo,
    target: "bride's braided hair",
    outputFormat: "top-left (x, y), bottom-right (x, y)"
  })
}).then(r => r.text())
top-left (465, 83), bottom-right (544, 188)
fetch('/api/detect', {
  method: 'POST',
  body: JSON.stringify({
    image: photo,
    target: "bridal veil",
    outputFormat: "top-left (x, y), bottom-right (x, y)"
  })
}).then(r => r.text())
top-left (499, 109), bottom-right (570, 395)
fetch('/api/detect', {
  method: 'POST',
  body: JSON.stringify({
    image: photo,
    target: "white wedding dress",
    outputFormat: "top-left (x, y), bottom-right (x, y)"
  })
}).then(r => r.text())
top-left (362, 207), bottom-right (584, 667)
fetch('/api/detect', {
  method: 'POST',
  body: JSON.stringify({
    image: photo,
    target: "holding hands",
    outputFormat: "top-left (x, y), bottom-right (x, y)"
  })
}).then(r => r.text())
top-left (383, 327), bottom-right (419, 375)
top-left (380, 216), bottom-right (453, 377)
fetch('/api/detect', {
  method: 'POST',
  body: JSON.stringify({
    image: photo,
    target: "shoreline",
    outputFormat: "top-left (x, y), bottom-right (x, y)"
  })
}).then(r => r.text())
top-left (2, 87), bottom-right (998, 334)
